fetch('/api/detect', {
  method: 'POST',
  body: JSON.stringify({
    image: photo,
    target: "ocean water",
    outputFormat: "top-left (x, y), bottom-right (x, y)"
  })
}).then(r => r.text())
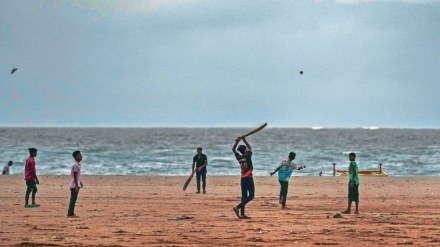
top-left (0, 128), bottom-right (439, 176)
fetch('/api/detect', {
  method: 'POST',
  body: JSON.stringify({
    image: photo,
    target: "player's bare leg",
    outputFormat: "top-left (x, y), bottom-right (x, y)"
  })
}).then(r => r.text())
top-left (354, 201), bottom-right (359, 214)
top-left (342, 201), bottom-right (352, 214)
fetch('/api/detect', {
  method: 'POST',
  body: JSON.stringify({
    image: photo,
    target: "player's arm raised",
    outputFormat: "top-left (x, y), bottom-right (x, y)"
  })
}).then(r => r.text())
top-left (241, 136), bottom-right (252, 151)
top-left (232, 136), bottom-right (241, 153)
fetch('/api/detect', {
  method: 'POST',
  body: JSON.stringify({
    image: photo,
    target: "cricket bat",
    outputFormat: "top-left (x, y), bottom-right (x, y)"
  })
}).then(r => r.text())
top-left (182, 170), bottom-right (195, 191)
top-left (242, 123), bottom-right (267, 138)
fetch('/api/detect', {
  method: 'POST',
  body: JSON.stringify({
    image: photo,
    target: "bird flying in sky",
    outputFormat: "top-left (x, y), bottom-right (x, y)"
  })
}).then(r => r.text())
top-left (11, 68), bottom-right (17, 74)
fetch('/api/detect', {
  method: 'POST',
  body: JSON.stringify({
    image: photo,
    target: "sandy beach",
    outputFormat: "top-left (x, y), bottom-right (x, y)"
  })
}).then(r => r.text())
top-left (1, 175), bottom-right (439, 246)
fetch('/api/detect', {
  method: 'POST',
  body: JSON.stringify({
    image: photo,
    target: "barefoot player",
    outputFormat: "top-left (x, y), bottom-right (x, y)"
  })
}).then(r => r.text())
top-left (68, 151), bottom-right (83, 217)
top-left (342, 152), bottom-right (360, 214)
top-left (192, 147), bottom-right (208, 194)
top-left (270, 152), bottom-right (305, 209)
top-left (24, 148), bottom-right (40, 208)
top-left (232, 136), bottom-right (254, 219)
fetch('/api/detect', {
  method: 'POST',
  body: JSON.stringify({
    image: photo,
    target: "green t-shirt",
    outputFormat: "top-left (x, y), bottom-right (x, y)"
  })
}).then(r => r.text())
top-left (348, 161), bottom-right (360, 185)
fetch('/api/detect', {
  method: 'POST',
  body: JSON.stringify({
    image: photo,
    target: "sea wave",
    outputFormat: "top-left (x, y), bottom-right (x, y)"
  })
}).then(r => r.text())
top-left (1, 128), bottom-right (439, 176)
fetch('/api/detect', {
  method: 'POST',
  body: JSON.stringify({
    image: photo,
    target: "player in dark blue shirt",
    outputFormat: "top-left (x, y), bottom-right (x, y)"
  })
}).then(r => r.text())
top-left (232, 136), bottom-right (254, 219)
top-left (192, 147), bottom-right (208, 194)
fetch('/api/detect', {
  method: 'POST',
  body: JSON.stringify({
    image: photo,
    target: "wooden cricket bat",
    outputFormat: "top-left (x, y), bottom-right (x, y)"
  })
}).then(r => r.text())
top-left (242, 123), bottom-right (267, 138)
top-left (182, 170), bottom-right (195, 191)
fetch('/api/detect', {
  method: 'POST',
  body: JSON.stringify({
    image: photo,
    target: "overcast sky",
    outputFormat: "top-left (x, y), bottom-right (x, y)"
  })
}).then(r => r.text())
top-left (1, 0), bottom-right (439, 128)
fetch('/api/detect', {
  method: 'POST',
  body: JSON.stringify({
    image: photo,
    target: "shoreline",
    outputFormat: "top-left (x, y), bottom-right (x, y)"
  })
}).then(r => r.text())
top-left (1, 176), bottom-right (439, 246)
top-left (3, 174), bottom-right (440, 178)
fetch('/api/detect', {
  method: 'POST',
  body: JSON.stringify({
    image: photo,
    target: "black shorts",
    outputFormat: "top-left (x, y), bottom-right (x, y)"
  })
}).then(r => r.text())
top-left (26, 180), bottom-right (38, 192)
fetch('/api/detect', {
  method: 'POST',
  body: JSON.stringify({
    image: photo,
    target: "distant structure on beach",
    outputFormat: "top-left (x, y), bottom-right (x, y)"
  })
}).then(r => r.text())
top-left (333, 163), bottom-right (388, 176)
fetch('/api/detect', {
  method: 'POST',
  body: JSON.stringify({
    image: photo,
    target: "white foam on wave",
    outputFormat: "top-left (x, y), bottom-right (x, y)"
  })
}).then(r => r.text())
top-left (2, 127), bottom-right (439, 176)
top-left (363, 126), bottom-right (381, 130)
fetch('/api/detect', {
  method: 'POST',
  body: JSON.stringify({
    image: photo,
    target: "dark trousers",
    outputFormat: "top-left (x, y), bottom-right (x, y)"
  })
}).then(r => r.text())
top-left (279, 180), bottom-right (289, 207)
top-left (68, 188), bottom-right (79, 216)
top-left (348, 183), bottom-right (359, 202)
top-left (237, 177), bottom-right (255, 216)
top-left (196, 170), bottom-right (206, 192)
top-left (25, 180), bottom-right (37, 205)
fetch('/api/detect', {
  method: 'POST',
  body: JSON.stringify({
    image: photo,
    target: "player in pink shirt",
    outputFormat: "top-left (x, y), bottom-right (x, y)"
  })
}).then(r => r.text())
top-left (68, 150), bottom-right (83, 217)
top-left (24, 148), bottom-right (40, 208)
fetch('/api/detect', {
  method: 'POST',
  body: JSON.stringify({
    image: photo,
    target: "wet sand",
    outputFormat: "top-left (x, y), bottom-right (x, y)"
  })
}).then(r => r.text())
top-left (1, 175), bottom-right (439, 246)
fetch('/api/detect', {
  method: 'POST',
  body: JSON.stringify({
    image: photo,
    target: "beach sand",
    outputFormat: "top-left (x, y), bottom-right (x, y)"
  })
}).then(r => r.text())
top-left (1, 175), bottom-right (440, 246)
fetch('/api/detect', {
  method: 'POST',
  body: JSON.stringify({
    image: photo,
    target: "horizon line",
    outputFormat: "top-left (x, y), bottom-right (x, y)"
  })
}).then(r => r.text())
top-left (0, 125), bottom-right (438, 130)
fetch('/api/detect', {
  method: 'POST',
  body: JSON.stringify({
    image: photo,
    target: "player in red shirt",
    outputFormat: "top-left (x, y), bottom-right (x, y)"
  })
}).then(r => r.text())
top-left (24, 148), bottom-right (40, 208)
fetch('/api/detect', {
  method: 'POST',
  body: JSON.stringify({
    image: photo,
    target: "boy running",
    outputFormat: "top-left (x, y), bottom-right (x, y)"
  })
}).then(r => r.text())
top-left (192, 147), bottom-right (208, 194)
top-left (68, 151), bottom-right (83, 217)
top-left (24, 148), bottom-right (39, 208)
top-left (232, 136), bottom-right (254, 219)
top-left (342, 152), bottom-right (360, 214)
top-left (270, 152), bottom-right (305, 209)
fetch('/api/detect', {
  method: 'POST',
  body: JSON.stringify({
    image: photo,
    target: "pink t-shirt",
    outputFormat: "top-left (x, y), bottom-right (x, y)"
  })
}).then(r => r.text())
top-left (69, 161), bottom-right (81, 188)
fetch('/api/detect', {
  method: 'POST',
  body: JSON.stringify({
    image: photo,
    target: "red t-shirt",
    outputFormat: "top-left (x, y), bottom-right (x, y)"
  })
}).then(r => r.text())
top-left (24, 156), bottom-right (36, 181)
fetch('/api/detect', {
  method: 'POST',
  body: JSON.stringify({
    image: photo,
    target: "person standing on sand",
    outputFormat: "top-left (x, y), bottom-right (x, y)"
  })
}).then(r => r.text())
top-left (68, 151), bottom-right (84, 217)
top-left (2, 160), bottom-right (13, 175)
top-left (270, 152), bottom-right (305, 209)
top-left (342, 152), bottom-right (360, 214)
top-left (192, 147), bottom-right (208, 194)
top-left (232, 136), bottom-right (254, 219)
top-left (24, 148), bottom-right (40, 208)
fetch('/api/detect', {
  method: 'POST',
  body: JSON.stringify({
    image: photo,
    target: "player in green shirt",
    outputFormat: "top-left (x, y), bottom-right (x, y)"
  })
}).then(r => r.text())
top-left (342, 152), bottom-right (360, 214)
